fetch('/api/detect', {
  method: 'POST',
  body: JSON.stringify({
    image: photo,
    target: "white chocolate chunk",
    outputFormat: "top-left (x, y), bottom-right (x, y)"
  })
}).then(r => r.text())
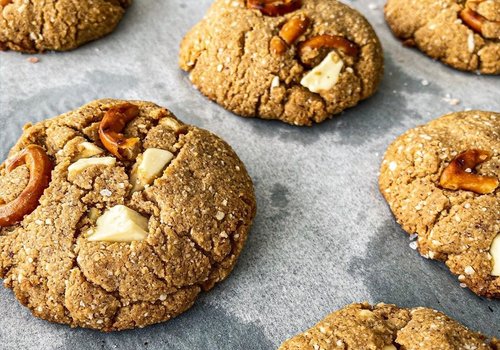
top-left (160, 117), bottom-right (182, 131)
top-left (88, 205), bottom-right (149, 242)
top-left (68, 157), bottom-right (116, 179)
top-left (76, 142), bottom-right (104, 159)
top-left (491, 234), bottom-right (500, 276)
top-left (139, 149), bottom-right (174, 182)
top-left (300, 52), bottom-right (344, 93)
top-left (383, 346), bottom-right (397, 350)
top-left (131, 148), bottom-right (174, 192)
top-left (357, 309), bottom-right (374, 318)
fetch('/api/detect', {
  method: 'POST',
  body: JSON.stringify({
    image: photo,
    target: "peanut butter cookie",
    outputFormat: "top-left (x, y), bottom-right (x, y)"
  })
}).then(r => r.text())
top-left (385, 0), bottom-right (500, 74)
top-left (279, 303), bottom-right (500, 349)
top-left (0, 0), bottom-right (131, 52)
top-left (379, 111), bottom-right (500, 297)
top-left (179, 0), bottom-right (383, 126)
top-left (0, 99), bottom-right (256, 331)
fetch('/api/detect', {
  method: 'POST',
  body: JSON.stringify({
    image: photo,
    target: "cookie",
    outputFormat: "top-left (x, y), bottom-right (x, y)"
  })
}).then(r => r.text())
top-left (278, 302), bottom-right (500, 349)
top-left (0, 99), bottom-right (256, 331)
top-left (179, 0), bottom-right (383, 126)
top-left (0, 0), bottom-right (131, 52)
top-left (385, 0), bottom-right (500, 74)
top-left (379, 111), bottom-right (500, 297)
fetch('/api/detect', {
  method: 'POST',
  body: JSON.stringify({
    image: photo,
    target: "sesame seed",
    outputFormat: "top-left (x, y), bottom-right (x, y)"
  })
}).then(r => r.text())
top-left (467, 32), bottom-right (475, 53)
top-left (271, 76), bottom-right (280, 89)
top-left (216, 211), bottom-right (225, 221)
top-left (464, 266), bottom-right (475, 275)
top-left (100, 189), bottom-right (112, 197)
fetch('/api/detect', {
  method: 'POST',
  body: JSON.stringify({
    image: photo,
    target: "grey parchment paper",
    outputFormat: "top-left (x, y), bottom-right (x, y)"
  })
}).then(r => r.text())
top-left (0, 1), bottom-right (498, 349)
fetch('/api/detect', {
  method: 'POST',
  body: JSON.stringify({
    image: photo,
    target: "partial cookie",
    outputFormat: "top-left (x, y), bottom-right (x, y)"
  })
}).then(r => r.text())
top-left (385, 0), bottom-right (500, 74)
top-left (0, 99), bottom-right (256, 331)
top-left (179, 0), bottom-right (383, 126)
top-left (278, 303), bottom-right (500, 349)
top-left (0, 0), bottom-right (131, 52)
top-left (379, 111), bottom-right (499, 297)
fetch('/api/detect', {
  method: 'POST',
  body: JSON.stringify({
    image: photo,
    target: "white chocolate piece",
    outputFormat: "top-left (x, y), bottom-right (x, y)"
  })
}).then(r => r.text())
top-left (491, 234), bottom-right (500, 276)
top-left (357, 309), bottom-right (374, 318)
top-left (76, 142), bottom-right (104, 159)
top-left (160, 117), bottom-right (182, 131)
top-left (131, 148), bottom-right (174, 192)
top-left (88, 205), bottom-right (149, 242)
top-left (300, 52), bottom-right (344, 93)
top-left (68, 157), bottom-right (116, 179)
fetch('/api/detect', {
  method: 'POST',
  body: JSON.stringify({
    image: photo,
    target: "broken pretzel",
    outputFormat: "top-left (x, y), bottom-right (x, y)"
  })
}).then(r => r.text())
top-left (98, 103), bottom-right (140, 160)
top-left (440, 149), bottom-right (499, 194)
top-left (271, 15), bottom-right (310, 55)
top-left (0, 145), bottom-right (53, 226)
top-left (247, 0), bottom-right (302, 17)
top-left (459, 0), bottom-right (499, 35)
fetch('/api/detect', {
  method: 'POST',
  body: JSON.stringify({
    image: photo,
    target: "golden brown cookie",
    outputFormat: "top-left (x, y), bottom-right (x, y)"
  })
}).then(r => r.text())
top-left (179, 0), bottom-right (383, 126)
top-left (0, 0), bottom-right (131, 52)
top-left (385, 0), bottom-right (500, 74)
top-left (379, 111), bottom-right (500, 297)
top-left (278, 303), bottom-right (500, 350)
top-left (0, 99), bottom-right (256, 331)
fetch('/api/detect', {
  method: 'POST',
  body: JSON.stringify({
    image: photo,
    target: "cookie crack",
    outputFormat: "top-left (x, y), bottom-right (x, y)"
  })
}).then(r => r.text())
top-left (402, 6), bottom-right (495, 72)
top-left (73, 256), bottom-right (122, 324)
top-left (226, 29), bottom-right (251, 110)
top-left (143, 236), bottom-right (208, 292)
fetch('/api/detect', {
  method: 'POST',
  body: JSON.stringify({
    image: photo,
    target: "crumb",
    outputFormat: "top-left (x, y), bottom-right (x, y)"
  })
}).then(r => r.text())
top-left (442, 95), bottom-right (460, 106)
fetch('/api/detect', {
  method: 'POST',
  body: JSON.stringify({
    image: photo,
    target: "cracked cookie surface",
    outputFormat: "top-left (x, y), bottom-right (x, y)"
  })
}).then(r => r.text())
top-left (379, 111), bottom-right (500, 297)
top-left (385, 0), bottom-right (500, 74)
top-left (278, 303), bottom-right (500, 350)
top-left (179, 0), bottom-right (383, 126)
top-left (0, 0), bottom-right (131, 52)
top-left (0, 99), bottom-right (256, 331)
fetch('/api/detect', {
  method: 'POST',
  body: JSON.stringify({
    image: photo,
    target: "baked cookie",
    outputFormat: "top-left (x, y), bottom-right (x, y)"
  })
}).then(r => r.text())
top-left (179, 0), bottom-right (383, 126)
top-left (379, 111), bottom-right (500, 297)
top-left (0, 0), bottom-right (131, 52)
top-left (0, 99), bottom-right (256, 331)
top-left (278, 302), bottom-right (500, 349)
top-left (385, 0), bottom-right (500, 74)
